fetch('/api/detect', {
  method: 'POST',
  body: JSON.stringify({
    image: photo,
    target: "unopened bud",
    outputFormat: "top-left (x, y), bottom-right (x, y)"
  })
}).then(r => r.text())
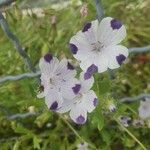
top-left (80, 4), bottom-right (88, 17)
top-left (109, 103), bottom-right (116, 112)
top-left (28, 106), bottom-right (36, 113)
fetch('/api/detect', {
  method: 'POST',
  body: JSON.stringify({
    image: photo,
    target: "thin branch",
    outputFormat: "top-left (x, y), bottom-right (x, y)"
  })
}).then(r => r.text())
top-left (7, 112), bottom-right (37, 120)
top-left (0, 0), bottom-right (15, 8)
top-left (94, 0), bottom-right (104, 21)
top-left (129, 45), bottom-right (150, 53)
top-left (0, 12), bottom-right (35, 72)
top-left (0, 71), bottom-right (41, 84)
top-left (120, 94), bottom-right (150, 103)
top-left (115, 118), bottom-right (147, 150)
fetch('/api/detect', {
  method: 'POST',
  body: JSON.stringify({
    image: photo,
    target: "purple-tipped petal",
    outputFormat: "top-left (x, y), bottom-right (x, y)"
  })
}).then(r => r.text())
top-left (82, 22), bottom-right (91, 32)
top-left (93, 98), bottom-right (98, 107)
top-left (69, 43), bottom-right (78, 54)
top-left (111, 19), bottom-right (122, 30)
top-left (72, 84), bottom-right (81, 94)
top-left (84, 64), bottom-right (98, 80)
top-left (44, 53), bottom-right (53, 63)
top-left (116, 54), bottom-right (126, 65)
top-left (76, 115), bottom-right (85, 124)
top-left (50, 101), bottom-right (58, 111)
top-left (84, 72), bottom-right (91, 80)
top-left (67, 62), bottom-right (74, 70)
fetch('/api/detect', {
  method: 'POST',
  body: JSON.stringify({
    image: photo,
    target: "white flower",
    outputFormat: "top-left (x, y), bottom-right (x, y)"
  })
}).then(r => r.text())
top-left (69, 17), bottom-right (128, 78)
top-left (119, 116), bottom-right (132, 127)
top-left (57, 72), bottom-right (98, 124)
top-left (139, 98), bottom-right (150, 120)
top-left (37, 53), bottom-right (79, 111)
top-left (77, 142), bottom-right (88, 150)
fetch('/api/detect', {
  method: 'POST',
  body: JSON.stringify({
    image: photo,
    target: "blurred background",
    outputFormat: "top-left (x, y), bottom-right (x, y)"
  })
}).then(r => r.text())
top-left (0, 0), bottom-right (150, 149)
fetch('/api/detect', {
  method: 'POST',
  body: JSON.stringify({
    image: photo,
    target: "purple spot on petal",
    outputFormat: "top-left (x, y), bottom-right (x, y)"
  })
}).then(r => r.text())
top-left (69, 43), bottom-right (78, 54)
top-left (76, 115), bottom-right (85, 124)
top-left (72, 84), bottom-right (81, 94)
top-left (44, 53), bottom-right (53, 63)
top-left (84, 64), bottom-right (98, 80)
top-left (111, 19), bottom-right (122, 30)
top-left (82, 22), bottom-right (91, 32)
top-left (93, 98), bottom-right (98, 107)
top-left (116, 54), bottom-right (126, 65)
top-left (84, 72), bottom-right (91, 80)
top-left (67, 62), bottom-right (74, 70)
top-left (50, 101), bottom-right (58, 111)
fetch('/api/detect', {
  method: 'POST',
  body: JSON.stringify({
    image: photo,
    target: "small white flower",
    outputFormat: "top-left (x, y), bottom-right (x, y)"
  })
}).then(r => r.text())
top-left (69, 17), bottom-right (128, 78)
top-left (119, 116), bottom-right (132, 127)
top-left (37, 53), bottom-right (79, 111)
top-left (139, 98), bottom-right (150, 120)
top-left (57, 72), bottom-right (98, 124)
top-left (77, 142), bottom-right (88, 150)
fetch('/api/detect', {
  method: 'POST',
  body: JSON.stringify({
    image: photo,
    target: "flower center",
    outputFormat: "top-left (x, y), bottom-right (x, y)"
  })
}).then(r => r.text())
top-left (49, 78), bottom-right (56, 87)
top-left (91, 41), bottom-right (104, 52)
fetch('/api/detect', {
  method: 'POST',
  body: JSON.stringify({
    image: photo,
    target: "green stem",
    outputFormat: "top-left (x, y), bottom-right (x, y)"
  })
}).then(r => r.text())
top-left (59, 115), bottom-right (97, 150)
top-left (94, 0), bottom-right (104, 21)
top-left (115, 118), bottom-right (147, 150)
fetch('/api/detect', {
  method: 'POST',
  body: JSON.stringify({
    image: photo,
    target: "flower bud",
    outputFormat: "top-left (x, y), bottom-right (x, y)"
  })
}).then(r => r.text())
top-left (80, 4), bottom-right (88, 17)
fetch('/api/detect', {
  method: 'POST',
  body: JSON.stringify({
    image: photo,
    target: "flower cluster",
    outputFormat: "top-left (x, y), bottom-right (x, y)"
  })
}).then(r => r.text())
top-left (38, 17), bottom-right (128, 124)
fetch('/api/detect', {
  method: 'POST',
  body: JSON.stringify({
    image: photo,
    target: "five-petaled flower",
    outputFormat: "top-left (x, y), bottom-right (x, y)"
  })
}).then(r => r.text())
top-left (37, 53), bottom-right (79, 111)
top-left (57, 72), bottom-right (98, 124)
top-left (69, 17), bottom-right (129, 79)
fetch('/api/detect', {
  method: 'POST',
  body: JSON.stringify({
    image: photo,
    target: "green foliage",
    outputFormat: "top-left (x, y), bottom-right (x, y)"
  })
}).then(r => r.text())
top-left (0, 0), bottom-right (150, 149)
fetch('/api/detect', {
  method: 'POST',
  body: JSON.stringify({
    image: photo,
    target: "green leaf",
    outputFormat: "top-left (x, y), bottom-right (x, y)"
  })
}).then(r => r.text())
top-left (98, 77), bottom-right (111, 95)
top-left (33, 136), bottom-right (41, 150)
top-left (91, 107), bottom-right (105, 131)
top-left (101, 129), bottom-right (111, 145)
top-left (13, 124), bottom-right (32, 135)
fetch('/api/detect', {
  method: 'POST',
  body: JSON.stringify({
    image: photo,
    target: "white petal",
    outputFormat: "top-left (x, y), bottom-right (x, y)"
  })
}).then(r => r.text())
top-left (80, 53), bottom-right (108, 73)
top-left (70, 32), bottom-right (92, 61)
top-left (69, 20), bottom-right (98, 61)
top-left (39, 54), bottom-right (59, 76)
top-left (60, 78), bottom-right (81, 99)
top-left (97, 52), bottom-right (108, 73)
top-left (82, 20), bottom-right (99, 44)
top-left (83, 90), bottom-right (98, 113)
top-left (79, 55), bottom-right (95, 72)
top-left (79, 72), bottom-right (94, 93)
top-left (104, 45), bottom-right (129, 69)
top-left (54, 58), bottom-right (77, 81)
top-left (98, 17), bottom-right (126, 46)
top-left (69, 103), bottom-right (87, 124)
top-left (57, 98), bottom-right (74, 113)
top-left (139, 99), bottom-right (150, 120)
top-left (45, 89), bottom-right (63, 111)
